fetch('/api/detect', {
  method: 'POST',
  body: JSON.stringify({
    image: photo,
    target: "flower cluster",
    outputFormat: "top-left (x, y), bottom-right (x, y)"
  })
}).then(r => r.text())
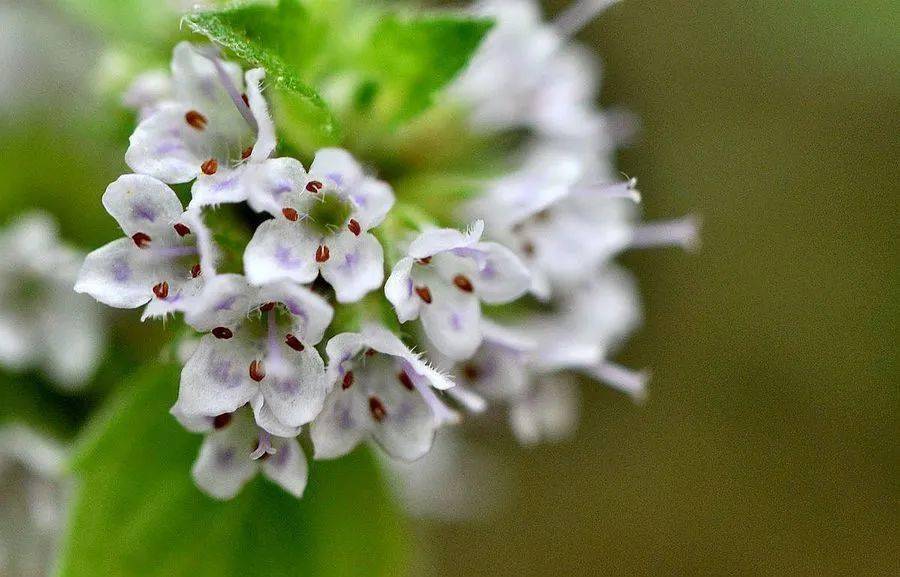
top-left (76, 0), bottom-right (695, 501)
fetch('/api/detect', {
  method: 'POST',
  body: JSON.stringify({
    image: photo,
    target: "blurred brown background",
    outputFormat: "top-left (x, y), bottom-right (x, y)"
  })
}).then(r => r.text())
top-left (412, 1), bottom-right (898, 575)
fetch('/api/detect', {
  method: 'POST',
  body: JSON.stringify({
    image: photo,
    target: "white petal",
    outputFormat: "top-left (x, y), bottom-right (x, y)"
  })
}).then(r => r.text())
top-left (123, 69), bottom-right (172, 118)
top-left (250, 394), bottom-right (302, 437)
top-left (348, 178), bottom-right (394, 230)
top-left (310, 385), bottom-right (368, 460)
top-left (243, 219), bottom-right (318, 286)
top-left (174, 334), bottom-right (259, 417)
top-left (245, 157), bottom-right (308, 216)
top-left (509, 377), bottom-right (580, 445)
top-left (141, 275), bottom-right (202, 322)
top-left (180, 209), bottom-right (220, 277)
top-left (102, 174), bottom-right (184, 239)
top-left (125, 103), bottom-right (206, 183)
top-left (407, 220), bottom-right (484, 259)
top-left (171, 42), bottom-right (243, 108)
top-left (362, 326), bottom-right (455, 391)
top-left (384, 257), bottom-right (420, 323)
top-left (367, 366), bottom-right (438, 462)
top-left (191, 412), bottom-right (259, 500)
top-left (170, 405), bottom-right (213, 433)
top-left (309, 147), bottom-right (363, 189)
top-left (261, 437), bottom-right (308, 498)
top-left (419, 283), bottom-right (482, 361)
top-left (189, 164), bottom-right (250, 209)
top-left (74, 238), bottom-right (154, 308)
top-left (319, 231), bottom-right (384, 303)
top-left (256, 281), bottom-right (333, 345)
top-left (260, 345), bottom-right (328, 429)
top-left (469, 241), bottom-right (530, 304)
top-left (323, 332), bottom-right (367, 387)
top-left (183, 273), bottom-right (254, 332)
top-left (244, 68), bottom-right (276, 162)
top-left (40, 287), bottom-right (105, 387)
top-left (0, 311), bottom-right (36, 371)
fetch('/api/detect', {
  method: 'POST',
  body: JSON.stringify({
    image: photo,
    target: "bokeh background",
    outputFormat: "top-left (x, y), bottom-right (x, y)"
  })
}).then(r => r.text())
top-left (0, 1), bottom-right (896, 576)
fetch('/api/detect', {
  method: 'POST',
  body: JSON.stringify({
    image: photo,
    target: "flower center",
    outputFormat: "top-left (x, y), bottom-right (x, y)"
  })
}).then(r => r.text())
top-left (306, 192), bottom-right (353, 235)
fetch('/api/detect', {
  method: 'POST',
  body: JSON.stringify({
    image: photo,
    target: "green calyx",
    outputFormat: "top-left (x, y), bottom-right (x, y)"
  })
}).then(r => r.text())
top-left (305, 192), bottom-right (353, 234)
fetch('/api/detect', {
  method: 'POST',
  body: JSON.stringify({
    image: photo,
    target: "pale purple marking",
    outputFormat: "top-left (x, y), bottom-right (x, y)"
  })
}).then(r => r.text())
top-left (213, 175), bottom-right (240, 192)
top-left (215, 296), bottom-right (238, 311)
top-left (405, 277), bottom-right (413, 297)
top-left (131, 203), bottom-right (157, 222)
top-left (111, 260), bottom-right (131, 283)
top-left (216, 448), bottom-right (235, 467)
top-left (275, 246), bottom-right (302, 269)
top-left (272, 443), bottom-right (290, 467)
top-left (271, 181), bottom-right (292, 197)
top-left (155, 141), bottom-right (185, 155)
top-left (450, 312), bottom-right (463, 331)
top-left (480, 261), bottom-right (497, 279)
top-left (339, 251), bottom-right (358, 272)
top-left (338, 406), bottom-right (354, 430)
top-left (351, 194), bottom-right (367, 207)
top-left (278, 378), bottom-right (300, 395)
top-left (210, 360), bottom-right (234, 384)
top-left (327, 173), bottom-right (343, 186)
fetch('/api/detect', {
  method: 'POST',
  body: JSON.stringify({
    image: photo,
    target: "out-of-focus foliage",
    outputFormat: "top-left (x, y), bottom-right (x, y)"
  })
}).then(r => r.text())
top-left (58, 364), bottom-right (409, 577)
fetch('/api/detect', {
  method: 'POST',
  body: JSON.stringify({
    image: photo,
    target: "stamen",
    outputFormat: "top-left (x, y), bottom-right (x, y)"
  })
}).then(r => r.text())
top-left (212, 413), bottom-right (232, 430)
top-left (462, 363), bottom-right (480, 381)
top-left (629, 215), bottom-right (699, 251)
top-left (152, 281), bottom-right (169, 299)
top-left (191, 263), bottom-right (202, 278)
top-left (282, 207), bottom-right (299, 221)
top-left (401, 361), bottom-right (460, 425)
top-left (249, 359), bottom-right (266, 382)
top-left (590, 361), bottom-right (650, 402)
top-left (284, 333), bottom-right (305, 351)
top-left (173, 223), bottom-right (192, 237)
top-left (250, 430), bottom-right (274, 460)
top-left (521, 241), bottom-right (535, 257)
top-left (347, 218), bottom-right (361, 236)
top-left (453, 274), bottom-right (474, 293)
top-left (212, 326), bottom-right (233, 340)
top-left (200, 158), bottom-right (218, 175)
top-left (259, 302), bottom-right (276, 312)
top-left (364, 348), bottom-right (376, 357)
top-left (185, 110), bottom-right (208, 130)
top-left (315, 245), bottom-right (330, 262)
top-left (554, 0), bottom-right (621, 40)
top-left (201, 49), bottom-right (258, 131)
top-left (368, 396), bottom-right (387, 422)
top-left (342, 371), bottom-right (354, 389)
top-left (579, 177), bottom-right (641, 203)
top-left (241, 93), bottom-right (249, 107)
top-left (305, 180), bottom-right (323, 193)
top-left (415, 285), bottom-right (433, 304)
top-left (131, 232), bottom-right (151, 248)
top-left (241, 146), bottom-right (253, 160)
top-left (397, 371), bottom-right (414, 391)
top-left (417, 256), bottom-right (432, 265)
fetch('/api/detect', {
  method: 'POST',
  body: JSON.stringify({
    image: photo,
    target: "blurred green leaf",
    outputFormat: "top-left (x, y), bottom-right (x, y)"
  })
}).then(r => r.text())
top-left (54, 0), bottom-right (180, 45)
top-left (57, 364), bottom-right (409, 577)
top-left (360, 13), bottom-right (493, 124)
top-left (184, 0), bottom-right (339, 142)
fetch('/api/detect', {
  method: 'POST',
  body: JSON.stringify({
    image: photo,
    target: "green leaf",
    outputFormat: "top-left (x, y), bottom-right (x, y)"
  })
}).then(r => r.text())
top-left (184, 0), bottom-right (339, 143)
top-left (57, 364), bottom-right (409, 577)
top-left (54, 0), bottom-right (181, 44)
top-left (360, 13), bottom-right (493, 123)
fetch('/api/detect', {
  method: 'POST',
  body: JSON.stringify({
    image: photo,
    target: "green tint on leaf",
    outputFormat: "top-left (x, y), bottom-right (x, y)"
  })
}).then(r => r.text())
top-left (58, 364), bottom-right (409, 577)
top-left (361, 14), bottom-right (493, 124)
top-left (184, 0), bottom-right (339, 143)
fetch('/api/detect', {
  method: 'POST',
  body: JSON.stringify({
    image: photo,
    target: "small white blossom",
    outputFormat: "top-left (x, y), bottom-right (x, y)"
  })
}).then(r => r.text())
top-left (122, 68), bottom-right (172, 121)
top-left (75, 174), bottom-right (211, 321)
top-left (243, 148), bottom-right (394, 303)
top-left (0, 212), bottom-right (105, 387)
top-left (384, 220), bottom-right (530, 360)
top-left (310, 325), bottom-right (456, 462)
top-left (183, 408), bottom-right (308, 500)
top-left (173, 274), bottom-right (332, 437)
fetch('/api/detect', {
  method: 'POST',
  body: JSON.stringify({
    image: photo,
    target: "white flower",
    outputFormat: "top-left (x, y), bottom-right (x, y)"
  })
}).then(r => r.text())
top-left (75, 174), bottom-right (211, 321)
top-left (243, 148), bottom-right (394, 303)
top-left (310, 325), bottom-right (456, 462)
top-left (0, 426), bottom-right (68, 575)
top-left (384, 220), bottom-right (530, 360)
top-left (122, 69), bottom-right (172, 121)
top-left (0, 212), bottom-right (105, 387)
top-left (182, 408), bottom-right (308, 500)
top-left (471, 144), bottom-right (640, 298)
top-left (172, 274), bottom-right (332, 437)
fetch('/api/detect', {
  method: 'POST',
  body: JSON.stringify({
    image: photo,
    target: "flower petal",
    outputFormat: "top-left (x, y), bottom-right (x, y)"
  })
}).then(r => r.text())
top-left (243, 219), bottom-right (318, 286)
top-left (183, 273), bottom-right (254, 332)
top-left (469, 241), bottom-right (530, 304)
top-left (408, 220), bottom-right (484, 260)
top-left (74, 238), bottom-right (155, 308)
top-left (171, 42), bottom-right (243, 109)
top-left (509, 377), bottom-right (580, 445)
top-left (260, 345), bottom-right (328, 429)
top-left (190, 164), bottom-right (251, 209)
top-left (261, 437), bottom-right (308, 498)
top-left (384, 256), bottom-right (420, 323)
top-left (250, 394), bottom-right (302, 438)
top-left (310, 385), bottom-right (368, 460)
top-left (174, 334), bottom-right (259, 417)
top-left (125, 103), bottom-right (207, 183)
top-left (309, 147), bottom-right (363, 189)
top-left (102, 174), bottom-right (184, 240)
top-left (319, 231), bottom-right (384, 303)
top-left (366, 366), bottom-right (437, 462)
top-left (191, 411), bottom-right (259, 500)
top-left (244, 68), bottom-right (276, 162)
top-left (349, 178), bottom-right (394, 230)
top-left (245, 157), bottom-right (308, 216)
top-left (256, 281), bottom-right (333, 345)
top-left (362, 325), bottom-right (454, 391)
top-left (419, 283), bottom-right (482, 361)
